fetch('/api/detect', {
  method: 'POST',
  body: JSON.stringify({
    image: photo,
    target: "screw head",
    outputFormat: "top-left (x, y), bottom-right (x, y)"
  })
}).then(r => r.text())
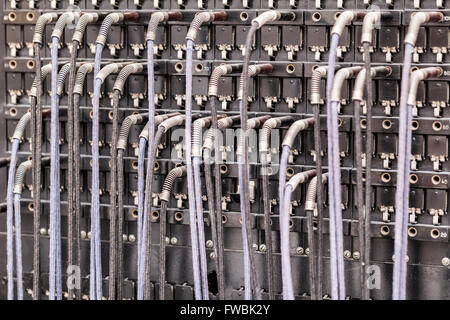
top-left (80, 230), bottom-right (87, 239)
top-left (305, 248), bottom-right (310, 256)
top-left (170, 237), bottom-right (178, 245)
top-left (442, 257), bottom-right (450, 267)
top-left (344, 250), bottom-right (351, 259)
top-left (296, 247), bottom-right (304, 255)
top-left (210, 252), bottom-right (216, 260)
top-left (252, 243), bottom-right (258, 251)
top-left (87, 231), bottom-right (92, 239)
top-left (122, 234), bottom-right (128, 242)
top-left (165, 237), bottom-right (170, 245)
top-left (259, 244), bottom-right (267, 252)
top-left (392, 254), bottom-right (409, 262)
top-left (206, 240), bottom-right (213, 248)
top-left (128, 234), bottom-right (136, 243)
top-left (353, 251), bottom-right (361, 260)
top-left (40, 228), bottom-right (47, 235)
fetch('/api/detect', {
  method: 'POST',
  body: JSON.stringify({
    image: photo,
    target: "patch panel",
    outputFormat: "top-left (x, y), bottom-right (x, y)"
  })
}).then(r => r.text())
top-left (0, 2), bottom-right (449, 301)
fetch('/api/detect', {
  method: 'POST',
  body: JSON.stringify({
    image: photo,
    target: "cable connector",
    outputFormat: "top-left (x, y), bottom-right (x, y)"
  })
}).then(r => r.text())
top-left (13, 160), bottom-right (32, 195)
top-left (407, 67), bottom-right (443, 106)
top-left (13, 157), bottom-right (51, 195)
top-left (33, 13), bottom-right (58, 45)
top-left (73, 63), bottom-right (94, 95)
top-left (29, 63), bottom-right (52, 97)
top-left (238, 64), bottom-right (273, 100)
top-left (139, 113), bottom-right (182, 140)
top-left (282, 117), bottom-right (314, 148)
top-left (117, 113), bottom-right (148, 150)
top-left (96, 12), bottom-right (138, 46)
top-left (52, 12), bottom-right (81, 41)
top-left (208, 64), bottom-right (243, 97)
top-left (72, 13), bottom-right (99, 43)
top-left (186, 12), bottom-right (227, 42)
top-left (331, 11), bottom-right (366, 37)
top-left (113, 63), bottom-right (145, 94)
top-left (146, 11), bottom-right (183, 41)
top-left (252, 10), bottom-right (295, 29)
top-left (192, 117), bottom-right (213, 157)
top-left (310, 66), bottom-right (328, 105)
top-left (57, 63), bottom-right (72, 96)
top-left (96, 63), bottom-right (129, 84)
top-left (352, 66), bottom-right (391, 102)
top-left (286, 169), bottom-right (317, 191)
top-left (12, 112), bottom-right (31, 141)
top-left (404, 12), bottom-right (443, 46)
top-left (203, 115), bottom-right (239, 151)
top-left (160, 166), bottom-right (187, 202)
top-left (236, 115), bottom-right (272, 156)
top-left (259, 116), bottom-right (293, 153)
top-left (305, 173), bottom-right (329, 211)
top-left (159, 114), bottom-right (186, 133)
top-left (361, 12), bottom-right (393, 45)
top-left (330, 66), bottom-right (363, 102)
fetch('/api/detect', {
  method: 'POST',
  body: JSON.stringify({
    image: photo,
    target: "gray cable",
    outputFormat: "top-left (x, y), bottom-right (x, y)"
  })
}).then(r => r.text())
top-left (185, 39), bottom-right (203, 300)
top-left (6, 138), bottom-right (19, 300)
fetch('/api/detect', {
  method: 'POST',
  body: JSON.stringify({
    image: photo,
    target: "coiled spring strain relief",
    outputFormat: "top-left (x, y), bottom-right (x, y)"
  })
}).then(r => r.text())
top-left (12, 112), bottom-right (31, 141)
top-left (52, 12), bottom-right (79, 40)
top-left (13, 160), bottom-right (33, 194)
top-left (310, 66), bottom-right (327, 105)
top-left (113, 64), bottom-right (144, 93)
top-left (160, 166), bottom-right (187, 202)
top-left (30, 64), bottom-right (52, 97)
top-left (117, 114), bottom-right (146, 150)
top-left (73, 63), bottom-right (94, 95)
top-left (33, 13), bottom-right (58, 44)
top-left (208, 65), bottom-right (232, 97)
top-left (96, 13), bottom-right (123, 46)
top-left (72, 13), bottom-right (99, 43)
top-left (57, 63), bottom-right (71, 96)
